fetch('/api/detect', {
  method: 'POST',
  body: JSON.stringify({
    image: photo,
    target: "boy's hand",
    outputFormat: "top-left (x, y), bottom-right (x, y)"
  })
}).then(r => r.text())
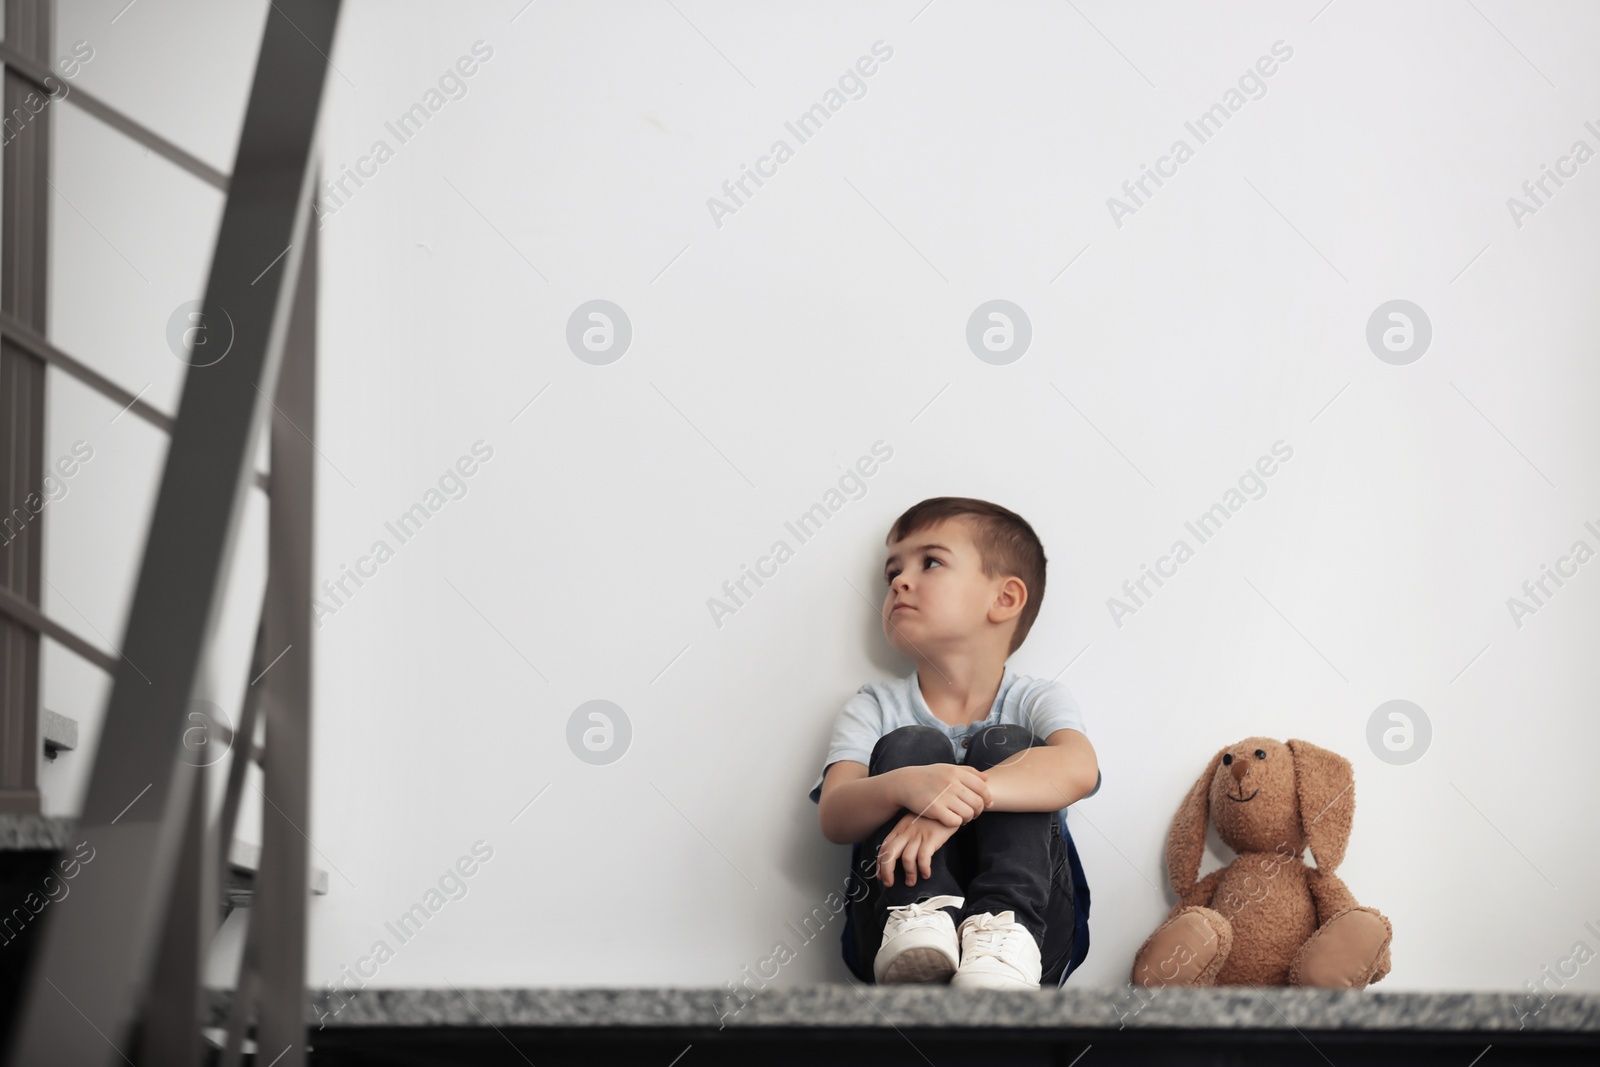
top-left (877, 813), bottom-right (959, 887)
top-left (893, 764), bottom-right (991, 828)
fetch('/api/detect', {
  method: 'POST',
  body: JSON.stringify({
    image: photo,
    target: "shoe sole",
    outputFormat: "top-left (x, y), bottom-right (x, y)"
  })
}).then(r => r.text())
top-left (879, 947), bottom-right (957, 984)
top-left (949, 972), bottom-right (1040, 991)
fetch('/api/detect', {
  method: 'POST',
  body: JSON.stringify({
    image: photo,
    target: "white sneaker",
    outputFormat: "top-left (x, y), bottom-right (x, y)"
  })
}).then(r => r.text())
top-left (950, 910), bottom-right (1042, 991)
top-left (873, 895), bottom-right (965, 984)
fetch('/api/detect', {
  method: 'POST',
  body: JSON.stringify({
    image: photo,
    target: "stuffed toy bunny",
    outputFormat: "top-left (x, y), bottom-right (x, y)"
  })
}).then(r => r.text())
top-left (1130, 737), bottom-right (1393, 988)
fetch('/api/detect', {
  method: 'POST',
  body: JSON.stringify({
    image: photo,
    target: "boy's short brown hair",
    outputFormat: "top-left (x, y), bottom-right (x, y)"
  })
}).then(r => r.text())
top-left (885, 497), bottom-right (1047, 656)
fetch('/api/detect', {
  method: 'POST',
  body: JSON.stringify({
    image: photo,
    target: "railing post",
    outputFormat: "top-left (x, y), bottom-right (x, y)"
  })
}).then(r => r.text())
top-left (253, 158), bottom-right (320, 1067)
top-left (134, 760), bottom-right (213, 1066)
top-left (0, 0), bottom-right (51, 817)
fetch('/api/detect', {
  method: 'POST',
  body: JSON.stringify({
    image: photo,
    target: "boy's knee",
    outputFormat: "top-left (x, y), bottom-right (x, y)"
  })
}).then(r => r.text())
top-left (871, 725), bottom-right (950, 768)
top-left (966, 722), bottom-right (1042, 766)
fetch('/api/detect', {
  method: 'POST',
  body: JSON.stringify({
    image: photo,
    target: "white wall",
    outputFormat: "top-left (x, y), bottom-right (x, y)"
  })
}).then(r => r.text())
top-left (30, 0), bottom-right (1600, 998)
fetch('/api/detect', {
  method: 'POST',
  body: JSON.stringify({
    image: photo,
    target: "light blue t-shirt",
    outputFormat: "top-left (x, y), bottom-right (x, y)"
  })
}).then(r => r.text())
top-left (808, 664), bottom-right (1101, 815)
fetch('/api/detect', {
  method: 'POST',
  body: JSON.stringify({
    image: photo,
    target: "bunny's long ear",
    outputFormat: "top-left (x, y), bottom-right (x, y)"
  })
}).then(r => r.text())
top-left (1166, 746), bottom-right (1226, 898)
top-left (1287, 738), bottom-right (1355, 872)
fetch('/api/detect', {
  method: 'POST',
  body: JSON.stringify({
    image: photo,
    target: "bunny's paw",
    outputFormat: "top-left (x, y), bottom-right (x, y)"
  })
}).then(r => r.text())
top-left (1131, 908), bottom-right (1231, 988)
top-left (1289, 907), bottom-right (1392, 989)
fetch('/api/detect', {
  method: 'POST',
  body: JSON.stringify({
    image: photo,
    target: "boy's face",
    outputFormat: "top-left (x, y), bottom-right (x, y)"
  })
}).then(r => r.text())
top-left (881, 517), bottom-right (1019, 656)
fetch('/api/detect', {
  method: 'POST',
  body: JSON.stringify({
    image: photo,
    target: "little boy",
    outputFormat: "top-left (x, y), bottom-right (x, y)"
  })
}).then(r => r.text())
top-left (810, 497), bottom-right (1101, 990)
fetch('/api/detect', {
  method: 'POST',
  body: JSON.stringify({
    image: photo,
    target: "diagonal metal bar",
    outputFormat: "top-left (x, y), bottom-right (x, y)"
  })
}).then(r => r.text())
top-left (0, 583), bottom-right (118, 674)
top-left (5, 2), bottom-right (341, 1062)
top-left (0, 310), bottom-right (175, 432)
top-left (0, 42), bottom-right (229, 192)
top-left (0, 312), bottom-right (271, 493)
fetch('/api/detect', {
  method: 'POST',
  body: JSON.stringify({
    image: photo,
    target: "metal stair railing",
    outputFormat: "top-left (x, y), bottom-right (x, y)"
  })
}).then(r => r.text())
top-left (2, 1), bottom-right (341, 1064)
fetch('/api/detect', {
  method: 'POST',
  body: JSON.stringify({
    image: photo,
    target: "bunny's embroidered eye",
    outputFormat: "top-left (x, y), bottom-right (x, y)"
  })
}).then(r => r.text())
top-left (1254, 749), bottom-right (1266, 759)
top-left (1221, 753), bottom-right (1233, 765)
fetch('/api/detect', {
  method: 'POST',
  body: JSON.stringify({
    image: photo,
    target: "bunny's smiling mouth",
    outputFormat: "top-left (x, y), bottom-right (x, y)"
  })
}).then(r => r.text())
top-left (1225, 789), bottom-right (1259, 803)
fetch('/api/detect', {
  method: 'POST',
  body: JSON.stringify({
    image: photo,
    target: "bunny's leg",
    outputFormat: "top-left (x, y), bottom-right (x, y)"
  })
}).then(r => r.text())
top-left (1288, 868), bottom-right (1393, 988)
top-left (1130, 870), bottom-right (1233, 988)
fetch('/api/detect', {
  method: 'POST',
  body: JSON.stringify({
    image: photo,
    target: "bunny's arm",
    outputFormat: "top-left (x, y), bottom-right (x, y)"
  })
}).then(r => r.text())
top-left (1304, 866), bottom-right (1359, 925)
top-left (1175, 867), bottom-right (1223, 911)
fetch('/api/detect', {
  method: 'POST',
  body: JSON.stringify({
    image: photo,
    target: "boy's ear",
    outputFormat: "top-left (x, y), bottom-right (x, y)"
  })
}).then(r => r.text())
top-left (990, 575), bottom-right (1027, 620)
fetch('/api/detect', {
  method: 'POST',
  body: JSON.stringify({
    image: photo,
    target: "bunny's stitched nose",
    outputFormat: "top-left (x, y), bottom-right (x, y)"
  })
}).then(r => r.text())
top-left (1229, 758), bottom-right (1249, 784)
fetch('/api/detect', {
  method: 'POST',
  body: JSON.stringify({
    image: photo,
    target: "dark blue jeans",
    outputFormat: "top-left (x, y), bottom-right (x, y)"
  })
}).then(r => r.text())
top-left (843, 723), bottom-right (1077, 985)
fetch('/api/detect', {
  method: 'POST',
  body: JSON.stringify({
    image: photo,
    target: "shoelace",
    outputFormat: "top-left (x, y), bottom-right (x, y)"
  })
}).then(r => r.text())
top-left (963, 914), bottom-right (1025, 957)
top-left (886, 895), bottom-right (964, 934)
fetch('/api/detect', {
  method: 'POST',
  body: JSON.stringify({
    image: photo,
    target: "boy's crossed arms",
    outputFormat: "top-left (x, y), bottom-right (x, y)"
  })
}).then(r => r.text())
top-left (817, 728), bottom-right (1097, 887)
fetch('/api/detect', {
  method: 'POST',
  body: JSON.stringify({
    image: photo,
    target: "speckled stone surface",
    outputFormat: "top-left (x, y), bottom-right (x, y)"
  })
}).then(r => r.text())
top-left (0, 814), bottom-right (73, 850)
top-left (198, 986), bottom-right (1600, 1032)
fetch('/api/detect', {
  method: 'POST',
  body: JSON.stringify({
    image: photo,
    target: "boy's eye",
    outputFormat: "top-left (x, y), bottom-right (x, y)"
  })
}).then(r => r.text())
top-left (884, 557), bottom-right (941, 584)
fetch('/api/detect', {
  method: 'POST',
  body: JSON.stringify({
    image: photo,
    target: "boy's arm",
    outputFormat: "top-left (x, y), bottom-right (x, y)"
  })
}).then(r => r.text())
top-left (817, 761), bottom-right (904, 845)
top-left (984, 728), bottom-right (1099, 813)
